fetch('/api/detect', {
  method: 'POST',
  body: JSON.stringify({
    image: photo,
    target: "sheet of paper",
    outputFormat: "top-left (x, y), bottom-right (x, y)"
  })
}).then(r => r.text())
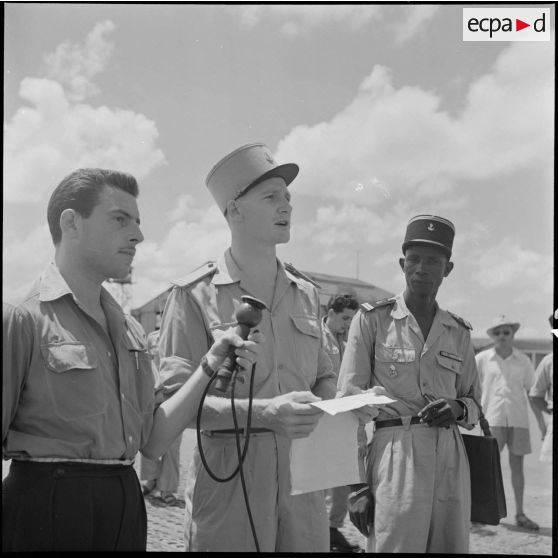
top-left (290, 412), bottom-right (361, 495)
top-left (310, 392), bottom-right (396, 415)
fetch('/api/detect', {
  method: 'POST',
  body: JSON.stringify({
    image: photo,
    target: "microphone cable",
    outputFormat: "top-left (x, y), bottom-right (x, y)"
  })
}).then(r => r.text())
top-left (195, 361), bottom-right (260, 551)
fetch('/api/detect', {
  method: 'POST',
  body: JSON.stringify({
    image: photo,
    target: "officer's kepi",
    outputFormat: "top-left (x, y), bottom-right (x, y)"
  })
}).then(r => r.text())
top-left (205, 143), bottom-right (299, 215)
top-left (402, 215), bottom-right (455, 258)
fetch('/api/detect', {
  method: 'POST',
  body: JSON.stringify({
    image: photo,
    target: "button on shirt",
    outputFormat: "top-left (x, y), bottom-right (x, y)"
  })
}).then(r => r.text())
top-left (475, 347), bottom-right (535, 428)
top-left (338, 292), bottom-right (481, 424)
top-left (2, 263), bottom-right (155, 461)
top-left (158, 249), bottom-right (335, 400)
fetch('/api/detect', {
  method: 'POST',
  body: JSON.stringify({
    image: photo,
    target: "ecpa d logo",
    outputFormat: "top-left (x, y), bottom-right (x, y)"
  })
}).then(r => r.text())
top-left (463, 8), bottom-right (550, 41)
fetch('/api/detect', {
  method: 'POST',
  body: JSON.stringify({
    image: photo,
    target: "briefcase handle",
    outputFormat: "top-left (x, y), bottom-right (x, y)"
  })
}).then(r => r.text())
top-left (467, 394), bottom-right (492, 437)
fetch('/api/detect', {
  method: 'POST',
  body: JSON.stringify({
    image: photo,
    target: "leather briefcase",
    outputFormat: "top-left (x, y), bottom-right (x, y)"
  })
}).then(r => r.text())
top-left (461, 396), bottom-right (507, 525)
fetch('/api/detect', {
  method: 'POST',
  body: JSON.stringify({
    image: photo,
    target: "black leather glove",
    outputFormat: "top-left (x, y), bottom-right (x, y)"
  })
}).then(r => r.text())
top-left (418, 398), bottom-right (458, 428)
top-left (348, 485), bottom-right (374, 537)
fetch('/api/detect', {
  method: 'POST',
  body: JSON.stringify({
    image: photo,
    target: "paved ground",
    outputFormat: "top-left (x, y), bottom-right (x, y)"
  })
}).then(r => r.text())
top-left (3, 406), bottom-right (552, 553)
top-left (139, 412), bottom-right (552, 553)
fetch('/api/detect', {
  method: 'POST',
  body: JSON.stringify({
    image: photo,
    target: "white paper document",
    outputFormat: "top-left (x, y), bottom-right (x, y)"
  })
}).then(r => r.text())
top-left (310, 392), bottom-right (396, 415)
top-left (290, 412), bottom-right (361, 495)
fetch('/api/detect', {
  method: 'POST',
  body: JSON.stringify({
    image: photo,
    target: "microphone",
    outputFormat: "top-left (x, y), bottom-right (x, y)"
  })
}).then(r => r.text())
top-left (214, 295), bottom-right (267, 393)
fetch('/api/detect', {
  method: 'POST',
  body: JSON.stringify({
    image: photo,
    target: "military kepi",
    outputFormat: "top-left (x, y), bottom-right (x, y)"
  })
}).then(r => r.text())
top-left (402, 214), bottom-right (455, 258)
top-left (206, 143), bottom-right (299, 214)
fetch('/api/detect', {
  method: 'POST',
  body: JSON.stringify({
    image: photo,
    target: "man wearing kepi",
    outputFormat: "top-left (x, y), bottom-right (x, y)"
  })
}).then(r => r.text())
top-left (338, 215), bottom-right (482, 553)
top-left (158, 143), bottom-right (337, 552)
top-left (2, 168), bottom-right (261, 551)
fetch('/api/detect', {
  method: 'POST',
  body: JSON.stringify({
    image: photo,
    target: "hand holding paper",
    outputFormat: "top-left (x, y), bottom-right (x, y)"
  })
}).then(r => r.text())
top-left (260, 391), bottom-right (324, 438)
top-left (289, 389), bottom-right (397, 495)
top-left (310, 389), bottom-right (396, 416)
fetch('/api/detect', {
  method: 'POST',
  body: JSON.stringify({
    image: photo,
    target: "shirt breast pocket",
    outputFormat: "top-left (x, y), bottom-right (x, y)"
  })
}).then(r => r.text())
top-left (42, 343), bottom-right (107, 421)
top-left (375, 345), bottom-right (418, 397)
top-left (434, 353), bottom-right (463, 396)
top-left (290, 315), bottom-right (320, 384)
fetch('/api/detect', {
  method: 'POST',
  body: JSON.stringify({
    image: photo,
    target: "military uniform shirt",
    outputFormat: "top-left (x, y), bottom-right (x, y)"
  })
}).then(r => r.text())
top-left (2, 263), bottom-right (155, 461)
top-left (158, 249), bottom-right (335, 400)
top-left (338, 292), bottom-right (481, 424)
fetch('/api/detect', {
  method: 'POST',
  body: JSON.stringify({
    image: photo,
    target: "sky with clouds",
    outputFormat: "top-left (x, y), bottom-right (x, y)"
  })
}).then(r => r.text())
top-left (3, 3), bottom-right (554, 339)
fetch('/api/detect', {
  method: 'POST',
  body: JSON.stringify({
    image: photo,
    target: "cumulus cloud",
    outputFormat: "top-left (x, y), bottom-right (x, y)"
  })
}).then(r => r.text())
top-left (236, 5), bottom-right (440, 42)
top-left (275, 40), bottom-right (553, 206)
top-left (43, 20), bottom-right (115, 102)
top-left (471, 240), bottom-right (552, 291)
top-left (131, 200), bottom-right (230, 306)
top-left (237, 5), bottom-right (383, 36)
top-left (3, 21), bottom-right (166, 204)
top-left (391, 5), bottom-right (440, 44)
top-left (2, 224), bottom-right (53, 302)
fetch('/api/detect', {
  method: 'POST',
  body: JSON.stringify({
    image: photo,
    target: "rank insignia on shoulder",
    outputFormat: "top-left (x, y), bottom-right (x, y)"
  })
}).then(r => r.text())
top-left (171, 261), bottom-right (217, 288)
top-left (284, 262), bottom-right (321, 288)
top-left (448, 311), bottom-right (472, 330)
top-left (361, 297), bottom-right (396, 311)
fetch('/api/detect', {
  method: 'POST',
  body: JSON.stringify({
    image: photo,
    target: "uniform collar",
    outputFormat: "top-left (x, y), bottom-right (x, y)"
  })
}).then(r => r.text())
top-left (211, 250), bottom-right (239, 286)
top-left (211, 248), bottom-right (297, 287)
top-left (38, 262), bottom-right (77, 302)
top-left (38, 262), bottom-right (125, 322)
top-left (390, 291), bottom-right (455, 326)
top-left (489, 346), bottom-right (520, 360)
top-left (322, 316), bottom-right (334, 338)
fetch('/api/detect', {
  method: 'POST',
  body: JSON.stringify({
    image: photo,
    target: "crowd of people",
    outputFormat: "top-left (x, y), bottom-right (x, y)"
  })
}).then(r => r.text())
top-left (2, 144), bottom-right (553, 553)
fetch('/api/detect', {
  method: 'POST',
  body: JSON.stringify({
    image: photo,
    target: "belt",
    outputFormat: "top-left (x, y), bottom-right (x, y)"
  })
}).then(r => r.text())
top-left (375, 416), bottom-right (422, 429)
top-left (203, 427), bottom-right (273, 437)
top-left (18, 457), bottom-right (134, 466)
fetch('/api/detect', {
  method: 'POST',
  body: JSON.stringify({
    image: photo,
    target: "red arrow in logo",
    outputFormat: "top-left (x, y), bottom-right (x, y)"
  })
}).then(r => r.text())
top-left (516, 19), bottom-right (530, 31)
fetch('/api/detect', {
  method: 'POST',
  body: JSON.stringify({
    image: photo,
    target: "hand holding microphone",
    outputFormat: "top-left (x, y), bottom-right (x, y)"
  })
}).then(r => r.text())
top-left (213, 295), bottom-right (267, 392)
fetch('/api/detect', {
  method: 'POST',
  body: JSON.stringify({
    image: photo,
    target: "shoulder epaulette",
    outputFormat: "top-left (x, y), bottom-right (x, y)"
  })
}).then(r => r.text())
top-left (448, 310), bottom-right (472, 330)
top-left (171, 261), bottom-right (217, 288)
top-left (284, 262), bottom-right (321, 288)
top-left (361, 297), bottom-right (396, 312)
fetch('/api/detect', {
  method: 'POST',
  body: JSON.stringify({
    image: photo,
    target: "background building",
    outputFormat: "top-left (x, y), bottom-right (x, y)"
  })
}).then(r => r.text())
top-left (472, 338), bottom-right (553, 369)
top-left (131, 269), bottom-right (394, 335)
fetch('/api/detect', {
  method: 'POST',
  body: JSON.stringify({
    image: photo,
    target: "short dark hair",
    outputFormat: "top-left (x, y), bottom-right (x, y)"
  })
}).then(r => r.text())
top-left (47, 168), bottom-right (139, 244)
top-left (327, 293), bottom-right (359, 314)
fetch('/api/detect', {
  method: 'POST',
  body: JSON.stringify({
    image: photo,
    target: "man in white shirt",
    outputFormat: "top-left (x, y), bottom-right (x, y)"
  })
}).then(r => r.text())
top-left (529, 314), bottom-right (554, 463)
top-left (475, 315), bottom-right (539, 531)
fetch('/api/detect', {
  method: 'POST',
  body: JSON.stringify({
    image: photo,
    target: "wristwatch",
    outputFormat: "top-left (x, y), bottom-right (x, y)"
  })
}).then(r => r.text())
top-left (456, 399), bottom-right (468, 421)
top-left (200, 355), bottom-right (216, 378)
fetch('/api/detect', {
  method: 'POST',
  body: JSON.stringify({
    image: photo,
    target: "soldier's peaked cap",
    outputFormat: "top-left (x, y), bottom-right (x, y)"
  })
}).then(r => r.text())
top-left (206, 143), bottom-right (299, 214)
top-left (402, 214), bottom-right (455, 258)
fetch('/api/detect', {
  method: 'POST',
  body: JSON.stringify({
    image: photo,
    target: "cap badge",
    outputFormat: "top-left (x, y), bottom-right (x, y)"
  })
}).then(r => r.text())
top-left (265, 152), bottom-right (275, 165)
top-left (427, 223), bottom-right (435, 232)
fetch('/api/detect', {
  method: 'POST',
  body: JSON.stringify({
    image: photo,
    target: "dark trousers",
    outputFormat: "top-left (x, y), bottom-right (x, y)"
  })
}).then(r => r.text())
top-left (2, 460), bottom-right (147, 551)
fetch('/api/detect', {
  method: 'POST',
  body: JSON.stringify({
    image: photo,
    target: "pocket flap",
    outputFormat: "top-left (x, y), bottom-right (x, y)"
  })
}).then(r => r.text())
top-left (290, 315), bottom-right (320, 338)
top-left (42, 343), bottom-right (97, 373)
top-left (436, 354), bottom-right (462, 374)
top-left (377, 346), bottom-right (416, 363)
